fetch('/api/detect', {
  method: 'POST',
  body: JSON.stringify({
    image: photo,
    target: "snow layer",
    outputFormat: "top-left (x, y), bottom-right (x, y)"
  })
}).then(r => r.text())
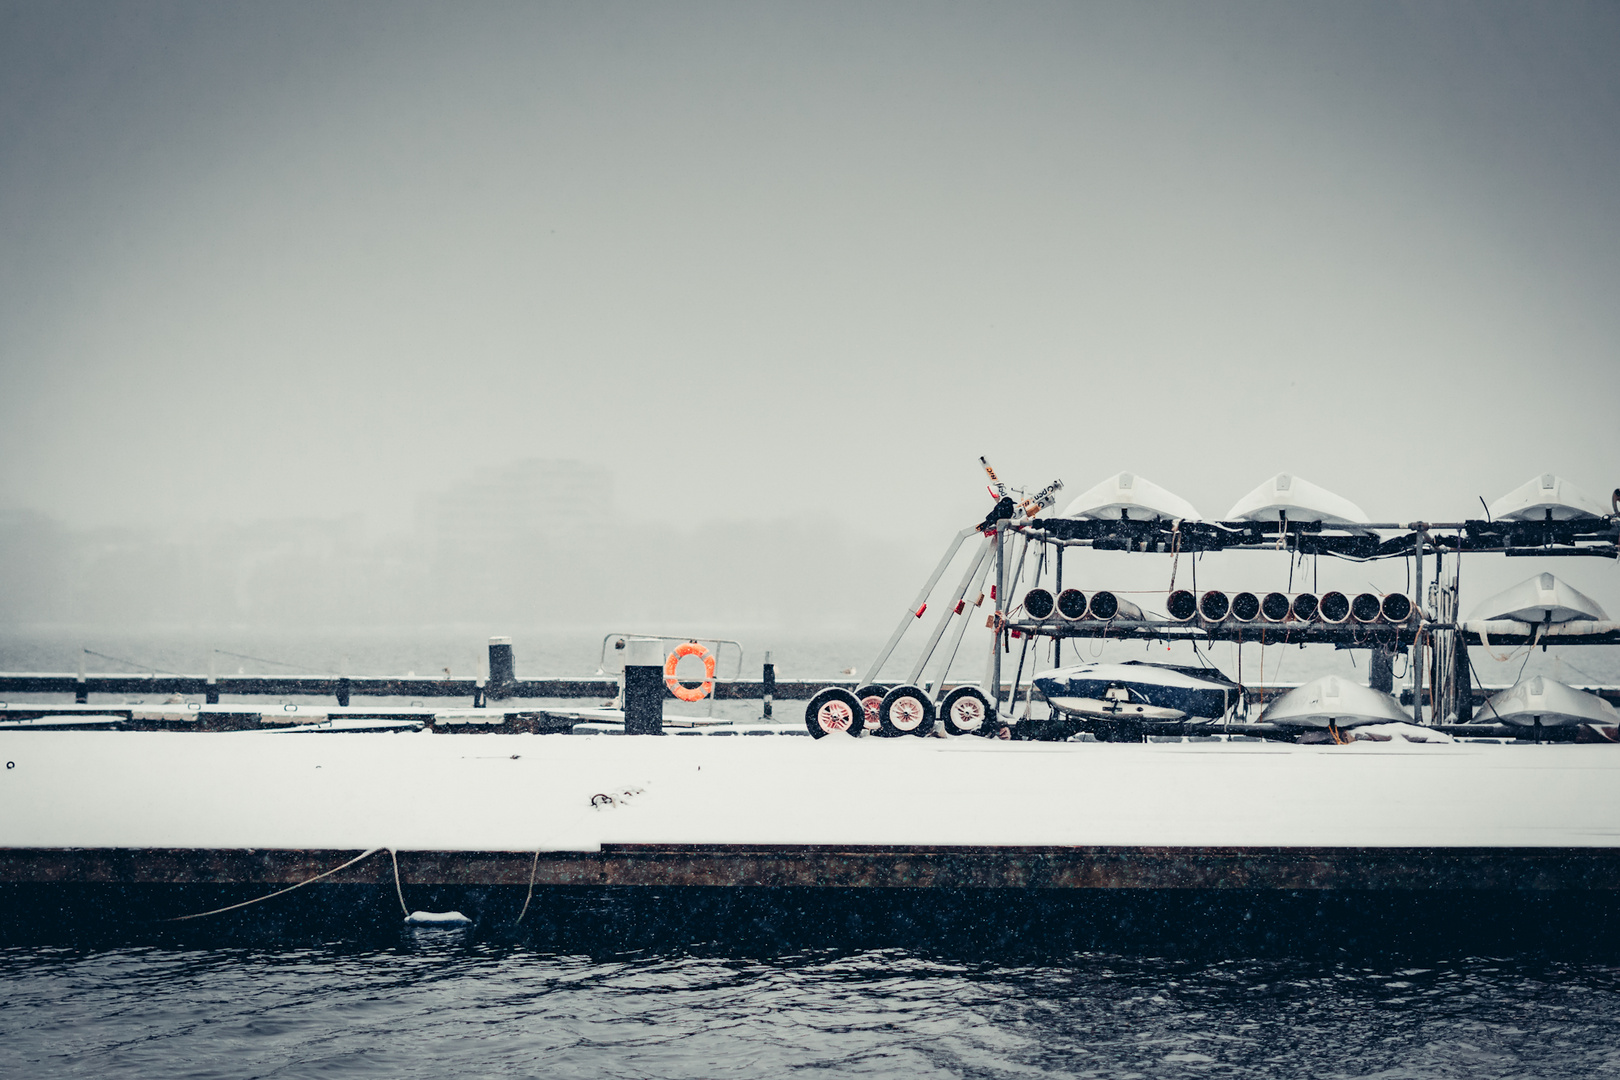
top-left (3, 731), bottom-right (1620, 851)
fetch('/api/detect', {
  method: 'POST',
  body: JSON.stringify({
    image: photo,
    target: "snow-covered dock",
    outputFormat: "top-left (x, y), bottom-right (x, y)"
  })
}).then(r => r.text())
top-left (5, 731), bottom-right (1620, 894)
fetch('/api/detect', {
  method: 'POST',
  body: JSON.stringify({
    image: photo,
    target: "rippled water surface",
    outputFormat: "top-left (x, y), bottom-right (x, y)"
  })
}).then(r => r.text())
top-left (6, 934), bottom-right (1620, 1079)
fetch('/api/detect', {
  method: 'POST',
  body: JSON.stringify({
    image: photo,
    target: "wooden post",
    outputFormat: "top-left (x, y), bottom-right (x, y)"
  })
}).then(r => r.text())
top-left (487, 636), bottom-right (515, 701)
top-left (623, 638), bottom-right (665, 735)
top-left (1455, 638), bottom-right (1473, 723)
top-left (76, 650), bottom-right (87, 704)
top-left (1369, 647), bottom-right (1394, 693)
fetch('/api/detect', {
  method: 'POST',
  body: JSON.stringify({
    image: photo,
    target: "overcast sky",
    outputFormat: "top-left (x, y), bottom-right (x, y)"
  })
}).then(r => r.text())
top-left (3, 1), bottom-right (1618, 543)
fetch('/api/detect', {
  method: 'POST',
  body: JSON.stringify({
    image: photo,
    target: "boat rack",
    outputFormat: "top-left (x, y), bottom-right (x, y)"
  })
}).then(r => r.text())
top-left (1016, 516), bottom-right (1620, 559)
top-left (973, 512), bottom-right (1620, 732)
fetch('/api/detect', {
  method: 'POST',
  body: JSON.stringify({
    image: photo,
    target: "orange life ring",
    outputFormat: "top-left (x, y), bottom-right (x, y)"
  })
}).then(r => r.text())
top-left (664, 641), bottom-right (716, 702)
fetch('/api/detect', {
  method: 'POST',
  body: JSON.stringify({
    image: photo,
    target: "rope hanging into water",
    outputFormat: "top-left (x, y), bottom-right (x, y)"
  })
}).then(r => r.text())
top-left (166, 847), bottom-right (383, 922)
top-left (389, 848), bottom-right (410, 917)
top-left (515, 850), bottom-right (542, 924)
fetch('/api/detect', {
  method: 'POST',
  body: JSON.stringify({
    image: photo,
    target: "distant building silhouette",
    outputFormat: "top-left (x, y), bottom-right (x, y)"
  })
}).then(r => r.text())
top-left (415, 459), bottom-right (614, 548)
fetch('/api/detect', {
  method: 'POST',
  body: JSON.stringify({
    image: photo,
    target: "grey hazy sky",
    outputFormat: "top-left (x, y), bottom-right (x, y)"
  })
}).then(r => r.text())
top-left (3, 1), bottom-right (1618, 538)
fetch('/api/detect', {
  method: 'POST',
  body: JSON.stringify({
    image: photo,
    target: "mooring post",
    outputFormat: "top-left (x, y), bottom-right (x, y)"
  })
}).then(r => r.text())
top-left (336, 654), bottom-right (351, 708)
top-left (205, 649), bottom-right (219, 705)
top-left (623, 637), bottom-right (665, 735)
top-left (1455, 637), bottom-right (1473, 723)
top-left (487, 636), bottom-right (515, 701)
top-left (762, 650), bottom-right (774, 719)
top-left (76, 649), bottom-right (87, 704)
top-left (1369, 647), bottom-right (1394, 693)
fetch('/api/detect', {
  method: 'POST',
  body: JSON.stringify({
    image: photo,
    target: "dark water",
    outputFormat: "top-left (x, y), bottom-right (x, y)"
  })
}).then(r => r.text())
top-left (5, 892), bottom-right (1620, 1079)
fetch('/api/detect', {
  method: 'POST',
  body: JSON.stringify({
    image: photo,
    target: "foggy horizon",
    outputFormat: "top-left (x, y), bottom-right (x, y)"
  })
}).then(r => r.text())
top-left (3, 2), bottom-right (1619, 629)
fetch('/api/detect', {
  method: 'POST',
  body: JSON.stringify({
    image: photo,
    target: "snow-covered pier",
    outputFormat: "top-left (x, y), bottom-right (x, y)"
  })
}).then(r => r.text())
top-left (5, 731), bottom-right (1620, 916)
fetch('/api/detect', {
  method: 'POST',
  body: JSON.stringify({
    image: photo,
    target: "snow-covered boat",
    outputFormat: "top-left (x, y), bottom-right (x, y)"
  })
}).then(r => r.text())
top-left (1476, 676), bottom-right (1620, 728)
top-left (1033, 661), bottom-right (1240, 723)
top-left (1225, 473), bottom-right (1371, 529)
top-left (1486, 474), bottom-right (1608, 522)
top-left (1259, 675), bottom-right (1408, 729)
top-left (1467, 572), bottom-right (1608, 625)
top-left (1059, 472), bottom-right (1201, 522)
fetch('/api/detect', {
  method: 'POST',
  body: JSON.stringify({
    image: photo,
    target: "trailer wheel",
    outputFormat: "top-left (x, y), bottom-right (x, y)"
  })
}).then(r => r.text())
top-left (854, 685), bottom-right (889, 737)
top-left (941, 686), bottom-right (992, 736)
top-left (879, 685), bottom-right (936, 737)
top-left (805, 688), bottom-right (864, 738)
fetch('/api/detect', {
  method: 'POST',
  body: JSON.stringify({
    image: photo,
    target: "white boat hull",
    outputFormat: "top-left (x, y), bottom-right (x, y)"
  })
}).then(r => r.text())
top-left (1486, 474), bottom-right (1607, 522)
top-left (1225, 473), bottom-right (1371, 528)
top-left (1467, 572), bottom-right (1608, 625)
top-left (1477, 676), bottom-right (1620, 728)
top-left (1259, 675), bottom-right (1409, 729)
top-left (1060, 472), bottom-right (1201, 522)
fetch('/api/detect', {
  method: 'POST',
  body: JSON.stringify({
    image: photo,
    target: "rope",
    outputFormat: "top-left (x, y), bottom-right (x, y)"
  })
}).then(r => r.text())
top-left (83, 649), bottom-right (183, 676)
top-left (214, 648), bottom-right (339, 675)
top-left (515, 849), bottom-right (542, 924)
top-left (166, 847), bottom-right (382, 921)
top-left (389, 848), bottom-right (410, 917)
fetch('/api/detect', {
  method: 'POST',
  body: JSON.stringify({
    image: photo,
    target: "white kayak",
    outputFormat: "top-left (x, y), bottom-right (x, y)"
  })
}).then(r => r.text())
top-left (1059, 472), bottom-right (1202, 522)
top-left (1259, 675), bottom-right (1409, 729)
top-left (1476, 676), bottom-right (1620, 728)
top-left (1486, 473), bottom-right (1608, 522)
top-left (1467, 572), bottom-right (1608, 625)
top-left (1225, 474), bottom-right (1371, 529)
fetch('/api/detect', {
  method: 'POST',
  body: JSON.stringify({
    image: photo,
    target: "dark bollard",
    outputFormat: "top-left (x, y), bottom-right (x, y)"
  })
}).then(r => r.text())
top-left (762, 650), bottom-right (775, 719)
top-left (1455, 641), bottom-right (1473, 723)
top-left (624, 638), bottom-right (665, 736)
top-left (487, 636), bottom-right (515, 701)
top-left (1369, 647), bottom-right (1394, 693)
top-left (336, 677), bottom-right (351, 708)
top-left (76, 650), bottom-right (87, 704)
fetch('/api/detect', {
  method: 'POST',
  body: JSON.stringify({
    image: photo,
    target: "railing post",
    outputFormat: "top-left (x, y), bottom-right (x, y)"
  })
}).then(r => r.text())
top-left (76, 649), bottom-right (87, 704)
top-left (623, 638), bottom-right (665, 735)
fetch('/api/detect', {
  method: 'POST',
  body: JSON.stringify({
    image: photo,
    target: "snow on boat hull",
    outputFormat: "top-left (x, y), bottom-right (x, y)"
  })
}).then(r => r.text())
top-left (1478, 676), bottom-right (1620, 728)
top-left (1259, 675), bottom-right (1408, 729)
top-left (1225, 473), bottom-right (1370, 528)
top-left (1060, 472), bottom-right (1201, 522)
top-left (1033, 662), bottom-right (1239, 723)
top-left (1486, 474), bottom-right (1607, 522)
top-left (1467, 573), bottom-right (1608, 625)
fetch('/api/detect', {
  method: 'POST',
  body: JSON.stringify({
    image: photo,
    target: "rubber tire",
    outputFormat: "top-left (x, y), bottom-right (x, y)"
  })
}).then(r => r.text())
top-left (854, 684), bottom-right (889, 737)
top-left (941, 686), bottom-right (993, 736)
top-left (879, 684), bottom-right (937, 737)
top-left (805, 687), bottom-right (865, 738)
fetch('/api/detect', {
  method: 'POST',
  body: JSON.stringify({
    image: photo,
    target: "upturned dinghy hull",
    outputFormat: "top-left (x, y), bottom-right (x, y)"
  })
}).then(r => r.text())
top-left (1259, 675), bottom-right (1408, 729)
top-left (1486, 473), bottom-right (1608, 522)
top-left (1477, 676), bottom-right (1620, 728)
top-left (1467, 572), bottom-right (1608, 625)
